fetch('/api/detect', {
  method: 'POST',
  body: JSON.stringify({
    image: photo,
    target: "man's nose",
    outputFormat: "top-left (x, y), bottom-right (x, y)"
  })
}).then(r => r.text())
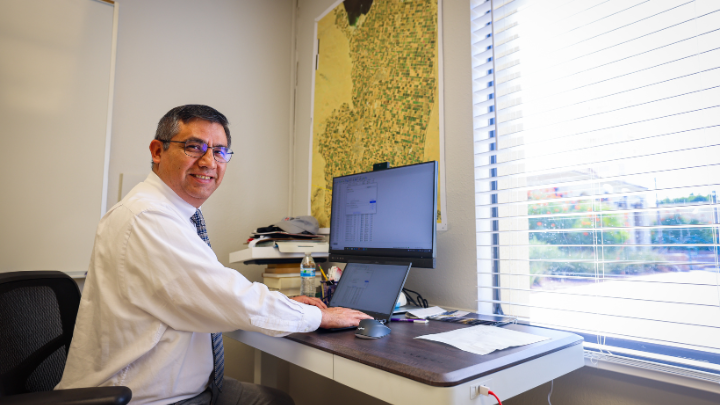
top-left (197, 147), bottom-right (217, 168)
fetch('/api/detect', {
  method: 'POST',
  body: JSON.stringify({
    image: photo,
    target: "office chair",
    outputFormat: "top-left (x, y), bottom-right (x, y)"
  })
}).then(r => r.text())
top-left (0, 271), bottom-right (131, 405)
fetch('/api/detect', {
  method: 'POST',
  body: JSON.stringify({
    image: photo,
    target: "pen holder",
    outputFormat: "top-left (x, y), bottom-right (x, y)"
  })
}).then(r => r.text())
top-left (322, 281), bottom-right (337, 306)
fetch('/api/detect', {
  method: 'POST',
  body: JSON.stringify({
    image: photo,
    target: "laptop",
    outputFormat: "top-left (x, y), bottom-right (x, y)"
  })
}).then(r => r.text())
top-left (321, 262), bottom-right (412, 330)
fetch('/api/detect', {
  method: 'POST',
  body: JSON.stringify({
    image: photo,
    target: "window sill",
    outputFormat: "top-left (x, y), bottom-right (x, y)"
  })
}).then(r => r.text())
top-left (584, 350), bottom-right (720, 395)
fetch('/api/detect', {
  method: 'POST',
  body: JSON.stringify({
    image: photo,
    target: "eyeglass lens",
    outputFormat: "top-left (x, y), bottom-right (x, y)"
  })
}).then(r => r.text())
top-left (183, 140), bottom-right (233, 163)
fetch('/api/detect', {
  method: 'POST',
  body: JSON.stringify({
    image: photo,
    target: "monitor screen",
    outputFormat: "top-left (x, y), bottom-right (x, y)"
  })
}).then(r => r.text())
top-left (328, 161), bottom-right (437, 268)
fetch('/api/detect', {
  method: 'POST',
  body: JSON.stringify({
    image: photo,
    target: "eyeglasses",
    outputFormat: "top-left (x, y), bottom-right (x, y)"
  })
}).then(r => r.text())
top-left (165, 140), bottom-right (233, 163)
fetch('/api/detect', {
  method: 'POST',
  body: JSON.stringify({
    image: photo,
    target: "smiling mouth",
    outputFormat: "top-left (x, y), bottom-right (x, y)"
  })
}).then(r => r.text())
top-left (191, 174), bottom-right (213, 180)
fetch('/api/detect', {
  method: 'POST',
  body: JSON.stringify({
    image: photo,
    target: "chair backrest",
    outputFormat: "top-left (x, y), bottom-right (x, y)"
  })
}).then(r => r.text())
top-left (0, 271), bottom-right (81, 396)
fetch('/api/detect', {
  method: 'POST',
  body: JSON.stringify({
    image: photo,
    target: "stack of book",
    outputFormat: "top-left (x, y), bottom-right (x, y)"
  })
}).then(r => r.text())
top-left (231, 223), bottom-right (327, 295)
top-left (262, 263), bottom-right (321, 297)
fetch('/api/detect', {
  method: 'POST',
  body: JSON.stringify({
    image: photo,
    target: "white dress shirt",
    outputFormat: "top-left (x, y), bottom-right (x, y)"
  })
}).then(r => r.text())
top-left (56, 172), bottom-right (321, 404)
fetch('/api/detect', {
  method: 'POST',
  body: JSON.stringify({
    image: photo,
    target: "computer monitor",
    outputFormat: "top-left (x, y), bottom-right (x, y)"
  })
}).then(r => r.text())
top-left (328, 161), bottom-right (438, 268)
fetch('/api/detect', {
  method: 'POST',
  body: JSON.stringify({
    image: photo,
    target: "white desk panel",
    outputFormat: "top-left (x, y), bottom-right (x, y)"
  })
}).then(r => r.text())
top-left (227, 329), bottom-right (584, 405)
top-left (333, 343), bottom-right (583, 405)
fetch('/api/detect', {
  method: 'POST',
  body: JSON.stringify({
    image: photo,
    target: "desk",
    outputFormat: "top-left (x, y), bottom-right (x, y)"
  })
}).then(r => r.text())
top-left (227, 322), bottom-right (584, 404)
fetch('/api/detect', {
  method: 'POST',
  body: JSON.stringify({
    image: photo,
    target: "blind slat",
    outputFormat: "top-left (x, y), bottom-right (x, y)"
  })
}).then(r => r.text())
top-left (473, 0), bottom-right (720, 372)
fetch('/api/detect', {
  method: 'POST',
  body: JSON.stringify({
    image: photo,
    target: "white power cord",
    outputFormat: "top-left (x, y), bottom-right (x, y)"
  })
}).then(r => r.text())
top-left (548, 380), bottom-right (554, 405)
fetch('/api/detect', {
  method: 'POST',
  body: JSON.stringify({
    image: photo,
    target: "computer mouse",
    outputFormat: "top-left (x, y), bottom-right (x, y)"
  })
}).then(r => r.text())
top-left (355, 319), bottom-right (391, 339)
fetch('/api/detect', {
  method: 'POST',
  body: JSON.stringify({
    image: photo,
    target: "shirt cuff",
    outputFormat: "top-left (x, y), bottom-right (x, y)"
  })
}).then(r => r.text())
top-left (303, 305), bottom-right (323, 332)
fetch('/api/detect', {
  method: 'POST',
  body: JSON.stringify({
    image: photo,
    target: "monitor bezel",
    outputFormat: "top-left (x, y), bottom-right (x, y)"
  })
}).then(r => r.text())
top-left (328, 161), bottom-right (438, 268)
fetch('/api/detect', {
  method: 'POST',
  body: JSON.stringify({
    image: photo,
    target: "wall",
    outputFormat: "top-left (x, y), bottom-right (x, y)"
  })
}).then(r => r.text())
top-left (287, 0), bottom-right (479, 403)
top-left (292, 0), bottom-right (479, 312)
top-left (507, 366), bottom-right (720, 405)
top-left (110, 0), bottom-right (295, 279)
top-left (109, 0), bottom-right (296, 383)
top-left (288, 1), bottom-right (720, 405)
top-left (0, 0), bottom-right (113, 276)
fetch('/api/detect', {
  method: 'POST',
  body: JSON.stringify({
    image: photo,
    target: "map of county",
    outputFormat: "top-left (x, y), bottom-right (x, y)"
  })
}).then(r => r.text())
top-left (311, 0), bottom-right (442, 229)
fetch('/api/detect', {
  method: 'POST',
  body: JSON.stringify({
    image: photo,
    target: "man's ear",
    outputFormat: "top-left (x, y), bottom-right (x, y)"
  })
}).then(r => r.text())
top-left (149, 140), bottom-right (164, 169)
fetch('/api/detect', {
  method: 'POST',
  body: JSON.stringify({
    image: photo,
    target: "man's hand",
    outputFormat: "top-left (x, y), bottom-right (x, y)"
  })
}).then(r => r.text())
top-left (290, 295), bottom-right (327, 309)
top-left (319, 307), bottom-right (373, 329)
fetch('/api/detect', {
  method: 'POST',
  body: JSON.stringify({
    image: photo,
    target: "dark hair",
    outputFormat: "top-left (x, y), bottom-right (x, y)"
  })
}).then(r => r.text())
top-left (152, 105), bottom-right (231, 169)
top-left (155, 104), bottom-right (231, 146)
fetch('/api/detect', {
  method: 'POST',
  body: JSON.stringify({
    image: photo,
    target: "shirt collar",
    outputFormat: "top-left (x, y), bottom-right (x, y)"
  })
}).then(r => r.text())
top-left (144, 171), bottom-right (198, 219)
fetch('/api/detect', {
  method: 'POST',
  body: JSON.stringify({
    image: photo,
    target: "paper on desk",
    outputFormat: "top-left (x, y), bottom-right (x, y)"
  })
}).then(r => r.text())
top-left (407, 306), bottom-right (446, 319)
top-left (415, 325), bottom-right (550, 355)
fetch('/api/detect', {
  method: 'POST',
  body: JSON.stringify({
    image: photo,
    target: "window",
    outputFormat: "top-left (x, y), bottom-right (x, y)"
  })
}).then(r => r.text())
top-left (472, 0), bottom-right (720, 377)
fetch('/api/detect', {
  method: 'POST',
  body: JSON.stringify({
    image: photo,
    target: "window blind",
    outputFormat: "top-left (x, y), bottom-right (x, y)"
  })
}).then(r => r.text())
top-left (471, 0), bottom-right (720, 375)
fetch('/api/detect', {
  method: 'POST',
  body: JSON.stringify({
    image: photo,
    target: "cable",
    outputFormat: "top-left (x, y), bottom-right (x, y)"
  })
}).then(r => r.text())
top-left (548, 380), bottom-right (554, 405)
top-left (488, 390), bottom-right (502, 405)
top-left (401, 289), bottom-right (417, 306)
top-left (402, 288), bottom-right (428, 308)
top-left (478, 386), bottom-right (502, 404)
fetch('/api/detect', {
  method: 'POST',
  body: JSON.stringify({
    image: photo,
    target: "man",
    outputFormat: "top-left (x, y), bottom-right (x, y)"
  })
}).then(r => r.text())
top-left (56, 105), bottom-right (370, 404)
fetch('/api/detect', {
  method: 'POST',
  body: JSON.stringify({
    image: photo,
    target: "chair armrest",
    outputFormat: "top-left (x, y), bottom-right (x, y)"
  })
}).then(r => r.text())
top-left (0, 386), bottom-right (131, 405)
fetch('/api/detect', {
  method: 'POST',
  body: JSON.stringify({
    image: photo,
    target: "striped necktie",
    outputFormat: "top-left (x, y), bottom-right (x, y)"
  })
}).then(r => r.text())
top-left (190, 209), bottom-right (224, 392)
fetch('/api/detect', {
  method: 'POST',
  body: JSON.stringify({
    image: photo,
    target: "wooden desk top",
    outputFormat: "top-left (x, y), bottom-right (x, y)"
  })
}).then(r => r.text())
top-left (286, 322), bottom-right (583, 387)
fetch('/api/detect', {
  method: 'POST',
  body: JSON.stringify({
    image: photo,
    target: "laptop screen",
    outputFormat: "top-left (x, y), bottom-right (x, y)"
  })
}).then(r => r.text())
top-left (329, 262), bottom-right (411, 321)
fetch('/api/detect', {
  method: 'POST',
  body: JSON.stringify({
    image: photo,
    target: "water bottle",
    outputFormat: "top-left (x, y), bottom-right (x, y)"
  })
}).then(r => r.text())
top-left (300, 253), bottom-right (316, 297)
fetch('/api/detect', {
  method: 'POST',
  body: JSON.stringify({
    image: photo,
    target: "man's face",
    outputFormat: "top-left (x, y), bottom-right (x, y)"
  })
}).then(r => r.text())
top-left (150, 119), bottom-right (228, 208)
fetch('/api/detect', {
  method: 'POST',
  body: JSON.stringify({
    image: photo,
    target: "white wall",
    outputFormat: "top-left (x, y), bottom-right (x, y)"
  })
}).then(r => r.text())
top-left (110, 0), bottom-right (294, 279)
top-left (292, 0), bottom-right (479, 312)
top-left (508, 367), bottom-right (720, 405)
top-left (109, 0), bottom-right (296, 383)
top-left (0, 0), bottom-right (114, 276)
top-left (286, 0), bottom-right (482, 403)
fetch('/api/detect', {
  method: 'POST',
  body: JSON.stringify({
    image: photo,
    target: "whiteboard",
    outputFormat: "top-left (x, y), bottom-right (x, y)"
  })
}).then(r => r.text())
top-left (0, 0), bottom-right (117, 277)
